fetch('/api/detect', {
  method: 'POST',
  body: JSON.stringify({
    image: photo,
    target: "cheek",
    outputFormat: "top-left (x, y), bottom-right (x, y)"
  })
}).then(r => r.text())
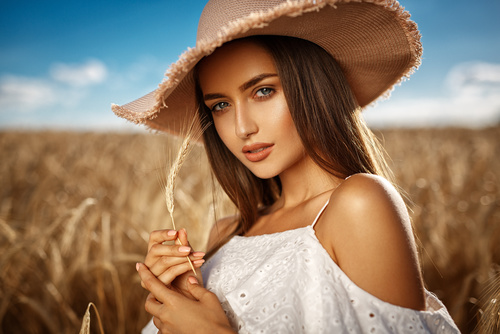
top-left (213, 118), bottom-right (236, 150)
top-left (276, 108), bottom-right (305, 154)
top-left (272, 103), bottom-right (298, 139)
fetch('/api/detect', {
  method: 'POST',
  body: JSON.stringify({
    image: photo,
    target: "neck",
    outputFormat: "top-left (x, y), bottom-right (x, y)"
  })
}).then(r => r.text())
top-left (276, 154), bottom-right (342, 209)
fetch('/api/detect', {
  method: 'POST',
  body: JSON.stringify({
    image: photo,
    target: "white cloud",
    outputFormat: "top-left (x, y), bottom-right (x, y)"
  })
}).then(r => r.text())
top-left (447, 62), bottom-right (500, 87)
top-left (365, 62), bottom-right (500, 128)
top-left (0, 75), bottom-right (57, 112)
top-left (50, 59), bottom-right (108, 87)
top-left (0, 59), bottom-right (109, 117)
top-left (0, 56), bottom-right (161, 129)
top-left (446, 62), bottom-right (500, 97)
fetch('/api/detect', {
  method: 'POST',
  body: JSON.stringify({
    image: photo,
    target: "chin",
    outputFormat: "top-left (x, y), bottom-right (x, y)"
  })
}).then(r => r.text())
top-left (252, 171), bottom-right (279, 180)
top-left (246, 166), bottom-right (280, 180)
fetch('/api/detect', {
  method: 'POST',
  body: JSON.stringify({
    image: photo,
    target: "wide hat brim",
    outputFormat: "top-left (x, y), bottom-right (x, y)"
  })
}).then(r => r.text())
top-left (112, 0), bottom-right (422, 135)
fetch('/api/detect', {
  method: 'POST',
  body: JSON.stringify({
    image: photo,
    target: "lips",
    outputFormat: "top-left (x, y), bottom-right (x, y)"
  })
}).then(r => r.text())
top-left (242, 143), bottom-right (274, 162)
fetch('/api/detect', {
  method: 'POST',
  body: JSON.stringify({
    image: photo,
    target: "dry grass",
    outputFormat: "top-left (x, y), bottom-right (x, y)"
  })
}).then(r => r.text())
top-left (0, 127), bottom-right (498, 333)
top-left (379, 126), bottom-right (500, 333)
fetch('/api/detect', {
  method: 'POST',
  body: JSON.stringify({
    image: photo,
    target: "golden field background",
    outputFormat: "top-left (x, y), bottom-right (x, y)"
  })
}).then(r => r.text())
top-left (0, 127), bottom-right (499, 333)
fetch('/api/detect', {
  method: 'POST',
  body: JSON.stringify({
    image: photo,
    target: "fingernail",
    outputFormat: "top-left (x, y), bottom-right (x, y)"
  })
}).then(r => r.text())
top-left (136, 263), bottom-right (140, 271)
top-left (188, 276), bottom-right (198, 285)
top-left (193, 259), bottom-right (205, 265)
top-left (192, 252), bottom-right (206, 258)
top-left (167, 230), bottom-right (177, 236)
top-left (179, 246), bottom-right (191, 253)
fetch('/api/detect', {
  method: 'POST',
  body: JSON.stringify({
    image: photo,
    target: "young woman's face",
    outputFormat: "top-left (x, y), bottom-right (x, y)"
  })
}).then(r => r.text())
top-left (197, 40), bottom-right (306, 179)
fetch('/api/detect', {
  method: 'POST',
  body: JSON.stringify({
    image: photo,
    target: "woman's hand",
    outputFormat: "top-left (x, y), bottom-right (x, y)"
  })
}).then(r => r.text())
top-left (137, 263), bottom-right (234, 334)
top-left (143, 228), bottom-right (205, 299)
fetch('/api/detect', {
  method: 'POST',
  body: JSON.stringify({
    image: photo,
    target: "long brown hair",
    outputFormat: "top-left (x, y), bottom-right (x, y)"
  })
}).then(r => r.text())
top-left (195, 35), bottom-right (393, 252)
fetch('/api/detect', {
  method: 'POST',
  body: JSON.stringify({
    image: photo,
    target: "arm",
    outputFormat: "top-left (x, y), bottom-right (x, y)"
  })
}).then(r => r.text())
top-left (316, 174), bottom-right (426, 310)
top-left (137, 263), bottom-right (235, 334)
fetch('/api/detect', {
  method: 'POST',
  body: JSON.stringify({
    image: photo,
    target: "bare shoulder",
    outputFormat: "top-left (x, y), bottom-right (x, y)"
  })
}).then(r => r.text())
top-left (318, 173), bottom-right (426, 310)
top-left (334, 173), bottom-right (406, 210)
top-left (327, 173), bottom-right (411, 235)
top-left (206, 214), bottom-right (239, 252)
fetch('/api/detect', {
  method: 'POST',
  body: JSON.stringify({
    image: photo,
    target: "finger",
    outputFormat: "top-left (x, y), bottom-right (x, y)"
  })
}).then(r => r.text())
top-left (146, 243), bottom-right (194, 267)
top-left (148, 254), bottom-right (188, 277)
top-left (187, 276), bottom-right (218, 304)
top-left (144, 292), bottom-right (163, 317)
top-left (137, 263), bottom-right (176, 303)
top-left (149, 243), bottom-right (194, 257)
top-left (142, 257), bottom-right (189, 289)
top-left (148, 253), bottom-right (204, 278)
top-left (156, 259), bottom-right (205, 286)
top-left (142, 256), bottom-right (205, 289)
top-left (176, 230), bottom-right (206, 257)
top-left (146, 245), bottom-right (204, 271)
top-left (176, 228), bottom-right (190, 247)
top-left (192, 251), bottom-right (206, 258)
top-left (148, 229), bottom-right (178, 252)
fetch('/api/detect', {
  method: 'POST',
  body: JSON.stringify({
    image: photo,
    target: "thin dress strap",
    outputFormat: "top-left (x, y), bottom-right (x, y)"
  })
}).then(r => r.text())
top-left (311, 200), bottom-right (330, 228)
top-left (311, 175), bottom-right (354, 228)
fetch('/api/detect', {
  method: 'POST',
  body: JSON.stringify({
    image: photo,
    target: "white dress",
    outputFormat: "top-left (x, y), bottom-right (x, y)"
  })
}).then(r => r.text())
top-left (143, 202), bottom-right (460, 333)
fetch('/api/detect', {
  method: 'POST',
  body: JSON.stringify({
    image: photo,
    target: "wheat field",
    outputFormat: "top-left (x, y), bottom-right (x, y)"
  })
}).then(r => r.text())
top-left (0, 127), bottom-right (498, 333)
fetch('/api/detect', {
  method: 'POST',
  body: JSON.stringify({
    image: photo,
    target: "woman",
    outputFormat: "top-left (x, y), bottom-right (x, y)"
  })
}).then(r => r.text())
top-left (113, 1), bottom-right (460, 333)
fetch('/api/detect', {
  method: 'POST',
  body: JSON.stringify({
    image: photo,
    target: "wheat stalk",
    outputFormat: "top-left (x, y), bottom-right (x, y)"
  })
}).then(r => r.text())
top-left (165, 114), bottom-right (208, 276)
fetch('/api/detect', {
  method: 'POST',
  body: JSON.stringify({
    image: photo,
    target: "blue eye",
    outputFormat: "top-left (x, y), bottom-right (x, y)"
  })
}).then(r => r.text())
top-left (212, 101), bottom-right (230, 112)
top-left (255, 88), bottom-right (273, 98)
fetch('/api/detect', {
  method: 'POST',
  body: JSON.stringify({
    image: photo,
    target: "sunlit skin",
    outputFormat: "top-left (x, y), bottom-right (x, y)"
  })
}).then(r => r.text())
top-left (136, 39), bottom-right (426, 333)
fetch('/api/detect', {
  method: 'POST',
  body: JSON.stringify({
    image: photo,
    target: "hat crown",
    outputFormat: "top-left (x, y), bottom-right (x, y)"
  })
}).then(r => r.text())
top-left (197, 0), bottom-right (288, 43)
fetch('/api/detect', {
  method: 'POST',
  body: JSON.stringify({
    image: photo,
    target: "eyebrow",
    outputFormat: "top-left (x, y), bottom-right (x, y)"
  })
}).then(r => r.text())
top-left (203, 73), bottom-right (278, 101)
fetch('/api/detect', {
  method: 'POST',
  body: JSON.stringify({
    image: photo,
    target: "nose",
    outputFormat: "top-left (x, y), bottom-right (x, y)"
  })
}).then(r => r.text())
top-left (234, 103), bottom-right (258, 139)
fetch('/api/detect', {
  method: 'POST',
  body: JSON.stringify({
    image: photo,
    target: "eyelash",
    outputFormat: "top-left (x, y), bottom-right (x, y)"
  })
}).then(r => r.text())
top-left (210, 87), bottom-right (275, 113)
top-left (211, 101), bottom-right (229, 113)
top-left (255, 87), bottom-right (274, 99)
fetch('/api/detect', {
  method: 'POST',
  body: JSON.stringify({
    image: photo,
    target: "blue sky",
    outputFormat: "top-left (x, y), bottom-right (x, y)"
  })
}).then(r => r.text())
top-left (1, 0), bottom-right (499, 130)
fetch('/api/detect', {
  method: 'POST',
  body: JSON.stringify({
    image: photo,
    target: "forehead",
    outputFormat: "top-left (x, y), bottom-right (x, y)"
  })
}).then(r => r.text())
top-left (197, 39), bottom-right (277, 90)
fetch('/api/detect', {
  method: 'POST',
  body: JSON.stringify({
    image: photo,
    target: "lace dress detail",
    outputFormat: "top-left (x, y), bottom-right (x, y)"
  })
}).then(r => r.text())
top-left (201, 203), bottom-right (460, 334)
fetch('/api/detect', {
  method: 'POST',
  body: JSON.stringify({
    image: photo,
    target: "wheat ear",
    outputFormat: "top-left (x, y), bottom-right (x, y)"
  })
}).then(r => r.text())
top-left (166, 135), bottom-right (197, 275)
top-left (165, 114), bottom-right (208, 276)
top-left (79, 302), bottom-right (104, 334)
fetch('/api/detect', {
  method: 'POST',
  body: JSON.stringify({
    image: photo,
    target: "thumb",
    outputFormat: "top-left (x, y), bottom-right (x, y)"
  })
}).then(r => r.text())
top-left (177, 228), bottom-right (191, 248)
top-left (187, 276), bottom-right (212, 302)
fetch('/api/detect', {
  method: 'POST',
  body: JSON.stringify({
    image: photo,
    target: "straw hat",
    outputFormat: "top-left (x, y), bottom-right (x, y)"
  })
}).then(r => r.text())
top-left (112, 0), bottom-right (422, 134)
